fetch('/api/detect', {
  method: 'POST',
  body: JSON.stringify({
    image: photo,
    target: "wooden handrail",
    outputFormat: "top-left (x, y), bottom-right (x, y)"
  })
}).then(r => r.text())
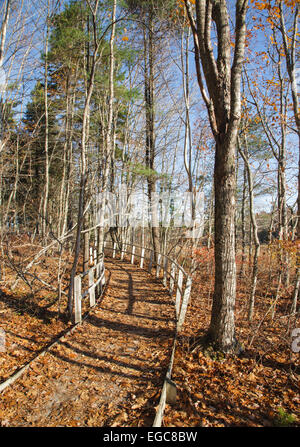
top-left (104, 241), bottom-right (188, 277)
top-left (73, 256), bottom-right (106, 324)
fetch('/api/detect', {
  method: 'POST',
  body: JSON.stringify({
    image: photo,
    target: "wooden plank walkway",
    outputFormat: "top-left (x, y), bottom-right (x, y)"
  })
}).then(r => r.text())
top-left (0, 258), bottom-right (176, 427)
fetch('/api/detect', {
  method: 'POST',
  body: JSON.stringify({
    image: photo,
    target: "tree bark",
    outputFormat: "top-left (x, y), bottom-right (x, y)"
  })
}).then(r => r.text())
top-left (209, 137), bottom-right (237, 349)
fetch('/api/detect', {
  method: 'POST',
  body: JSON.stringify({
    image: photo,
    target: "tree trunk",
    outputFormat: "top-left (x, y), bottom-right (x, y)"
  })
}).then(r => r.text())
top-left (42, 12), bottom-right (50, 244)
top-left (208, 138), bottom-right (237, 350)
top-left (238, 135), bottom-right (260, 322)
top-left (83, 222), bottom-right (89, 272)
top-left (67, 0), bottom-right (101, 317)
top-left (144, 13), bottom-right (160, 261)
top-left (97, 0), bottom-right (116, 258)
top-left (240, 162), bottom-right (247, 277)
top-left (184, 0), bottom-right (247, 352)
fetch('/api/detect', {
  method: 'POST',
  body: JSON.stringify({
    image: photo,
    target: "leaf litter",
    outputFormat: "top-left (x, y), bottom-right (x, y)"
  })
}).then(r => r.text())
top-left (0, 254), bottom-right (175, 427)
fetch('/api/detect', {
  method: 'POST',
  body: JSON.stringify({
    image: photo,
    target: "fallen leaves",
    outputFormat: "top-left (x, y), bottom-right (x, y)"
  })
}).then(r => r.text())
top-left (162, 263), bottom-right (300, 428)
top-left (0, 257), bottom-right (175, 427)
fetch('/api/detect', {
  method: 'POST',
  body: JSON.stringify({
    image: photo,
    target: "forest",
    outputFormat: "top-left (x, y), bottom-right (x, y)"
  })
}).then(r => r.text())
top-left (0, 0), bottom-right (299, 429)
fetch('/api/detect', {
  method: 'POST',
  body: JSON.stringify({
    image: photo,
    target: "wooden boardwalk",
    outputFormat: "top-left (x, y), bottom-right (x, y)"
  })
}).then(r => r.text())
top-left (0, 258), bottom-right (176, 427)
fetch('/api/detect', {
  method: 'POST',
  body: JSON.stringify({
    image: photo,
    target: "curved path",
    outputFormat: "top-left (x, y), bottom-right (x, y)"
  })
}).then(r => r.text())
top-left (0, 257), bottom-right (176, 427)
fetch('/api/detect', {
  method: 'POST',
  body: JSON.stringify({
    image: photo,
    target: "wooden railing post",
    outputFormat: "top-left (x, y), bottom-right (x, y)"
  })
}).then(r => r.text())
top-left (74, 275), bottom-right (82, 324)
top-left (169, 262), bottom-right (176, 294)
top-left (177, 276), bottom-right (192, 331)
top-left (163, 257), bottom-right (168, 287)
top-left (131, 245), bottom-right (135, 264)
top-left (156, 253), bottom-right (161, 278)
top-left (140, 248), bottom-right (145, 268)
top-left (101, 261), bottom-right (106, 286)
top-left (89, 268), bottom-right (95, 307)
top-left (175, 270), bottom-right (183, 318)
top-left (96, 263), bottom-right (101, 297)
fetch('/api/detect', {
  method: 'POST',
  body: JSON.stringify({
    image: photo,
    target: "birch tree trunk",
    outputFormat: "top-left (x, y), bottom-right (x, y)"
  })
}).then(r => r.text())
top-left (238, 135), bottom-right (260, 322)
top-left (278, 1), bottom-right (300, 311)
top-left (240, 161), bottom-right (247, 278)
top-left (181, 27), bottom-right (195, 224)
top-left (278, 1), bottom-right (299, 237)
top-left (0, 0), bottom-right (10, 69)
top-left (42, 5), bottom-right (50, 243)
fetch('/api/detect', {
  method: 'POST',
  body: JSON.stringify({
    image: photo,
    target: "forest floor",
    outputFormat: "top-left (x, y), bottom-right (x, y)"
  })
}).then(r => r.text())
top-left (163, 251), bottom-right (300, 427)
top-left (0, 237), bottom-right (299, 427)
top-left (0, 242), bottom-right (175, 427)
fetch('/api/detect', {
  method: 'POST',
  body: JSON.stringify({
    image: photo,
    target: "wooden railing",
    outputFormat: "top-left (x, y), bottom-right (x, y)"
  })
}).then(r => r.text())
top-left (73, 253), bottom-right (106, 324)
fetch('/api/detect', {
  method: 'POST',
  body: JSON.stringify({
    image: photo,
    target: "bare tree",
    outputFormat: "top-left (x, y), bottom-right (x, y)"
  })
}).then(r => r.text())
top-left (184, 0), bottom-right (248, 352)
top-left (67, 0), bottom-right (102, 317)
top-left (238, 134), bottom-right (260, 322)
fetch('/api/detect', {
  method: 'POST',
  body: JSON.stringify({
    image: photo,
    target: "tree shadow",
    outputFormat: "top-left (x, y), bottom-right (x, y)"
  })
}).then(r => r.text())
top-left (50, 348), bottom-right (154, 384)
top-left (240, 349), bottom-right (300, 376)
top-left (78, 336), bottom-right (147, 363)
top-left (88, 314), bottom-right (173, 339)
top-left (118, 264), bottom-right (135, 315)
top-left (5, 329), bottom-right (41, 344)
top-left (98, 306), bottom-right (171, 324)
top-left (57, 339), bottom-right (155, 374)
top-left (134, 298), bottom-right (172, 306)
top-left (0, 291), bottom-right (57, 324)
